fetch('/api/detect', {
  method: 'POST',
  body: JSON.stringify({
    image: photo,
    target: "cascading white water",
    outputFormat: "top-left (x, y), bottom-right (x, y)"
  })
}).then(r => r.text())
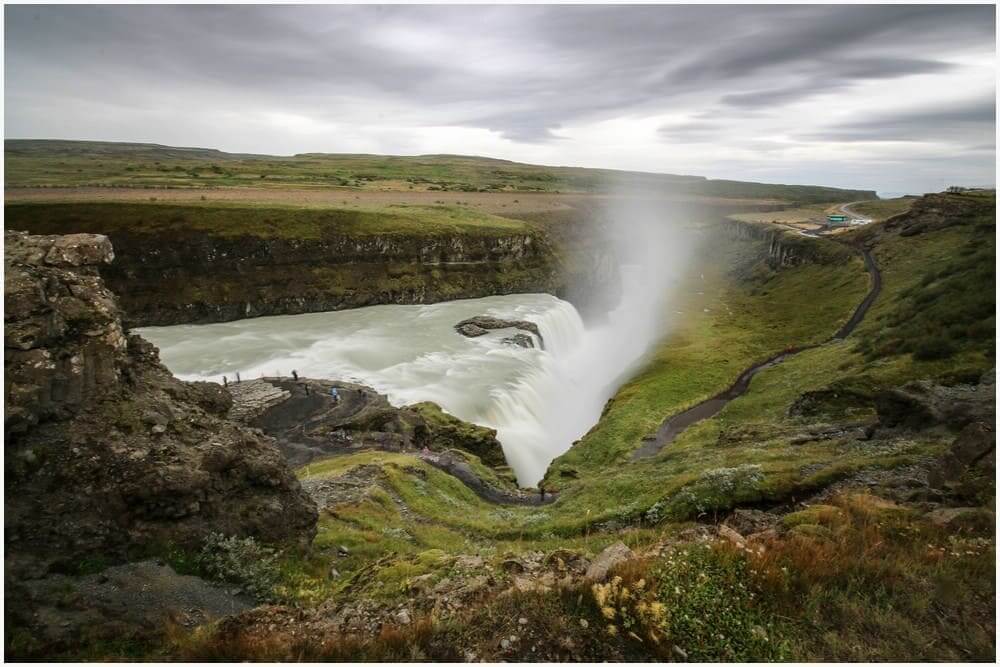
top-left (139, 199), bottom-right (696, 487)
top-left (138, 293), bottom-right (592, 486)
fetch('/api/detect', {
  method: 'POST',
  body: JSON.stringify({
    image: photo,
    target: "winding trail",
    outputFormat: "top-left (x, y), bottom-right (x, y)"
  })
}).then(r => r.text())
top-left (418, 451), bottom-right (557, 506)
top-left (632, 241), bottom-right (881, 460)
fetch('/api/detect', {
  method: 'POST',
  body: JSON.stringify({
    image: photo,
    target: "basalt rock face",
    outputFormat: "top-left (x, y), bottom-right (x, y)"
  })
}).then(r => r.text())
top-left (89, 229), bottom-right (561, 327)
top-left (724, 219), bottom-right (855, 268)
top-left (4, 231), bottom-right (317, 578)
top-left (5, 231), bottom-right (126, 435)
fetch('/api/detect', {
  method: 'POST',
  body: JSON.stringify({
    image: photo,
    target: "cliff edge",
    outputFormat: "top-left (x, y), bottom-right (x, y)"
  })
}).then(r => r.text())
top-left (4, 230), bottom-right (318, 578)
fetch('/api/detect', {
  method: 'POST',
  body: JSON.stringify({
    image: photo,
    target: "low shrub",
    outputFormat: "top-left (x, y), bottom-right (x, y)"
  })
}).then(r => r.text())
top-left (196, 533), bottom-right (281, 602)
top-left (592, 545), bottom-right (788, 661)
top-left (664, 464), bottom-right (766, 520)
top-left (912, 336), bottom-right (956, 360)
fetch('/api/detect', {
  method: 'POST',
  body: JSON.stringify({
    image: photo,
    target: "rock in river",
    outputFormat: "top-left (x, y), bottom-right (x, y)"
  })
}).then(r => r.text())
top-left (454, 315), bottom-right (545, 349)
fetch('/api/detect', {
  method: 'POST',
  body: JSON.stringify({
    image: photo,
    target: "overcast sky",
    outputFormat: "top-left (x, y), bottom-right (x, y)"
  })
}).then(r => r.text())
top-left (5, 4), bottom-right (996, 194)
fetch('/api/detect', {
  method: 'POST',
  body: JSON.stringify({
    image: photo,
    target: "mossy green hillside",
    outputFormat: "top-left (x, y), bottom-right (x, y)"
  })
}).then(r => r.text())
top-left (852, 191), bottom-right (995, 367)
top-left (850, 196), bottom-right (918, 220)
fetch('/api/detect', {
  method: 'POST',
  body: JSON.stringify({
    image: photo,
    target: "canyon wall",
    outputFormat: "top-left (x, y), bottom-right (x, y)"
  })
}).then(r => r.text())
top-left (98, 230), bottom-right (564, 327)
top-left (4, 201), bottom-right (579, 327)
top-left (723, 218), bottom-right (857, 267)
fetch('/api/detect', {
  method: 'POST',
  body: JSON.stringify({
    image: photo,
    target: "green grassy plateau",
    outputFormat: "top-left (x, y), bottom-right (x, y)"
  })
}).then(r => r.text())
top-left (3, 201), bottom-right (529, 240)
top-left (850, 196), bottom-right (918, 221)
top-left (5, 139), bottom-right (876, 203)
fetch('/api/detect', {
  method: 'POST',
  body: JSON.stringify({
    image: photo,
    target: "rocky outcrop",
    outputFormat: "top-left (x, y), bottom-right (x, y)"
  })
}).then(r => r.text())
top-left (4, 231), bottom-right (318, 579)
top-left (229, 377), bottom-right (509, 469)
top-left (873, 371), bottom-right (995, 431)
top-left (4, 232), bottom-right (125, 434)
top-left (407, 401), bottom-right (508, 468)
top-left (455, 315), bottom-right (544, 348)
top-left (7, 560), bottom-right (252, 657)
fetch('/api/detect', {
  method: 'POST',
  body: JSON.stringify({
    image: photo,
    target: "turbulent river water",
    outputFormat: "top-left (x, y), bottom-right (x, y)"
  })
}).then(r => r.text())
top-left (140, 211), bottom-right (691, 487)
top-left (139, 293), bottom-right (582, 486)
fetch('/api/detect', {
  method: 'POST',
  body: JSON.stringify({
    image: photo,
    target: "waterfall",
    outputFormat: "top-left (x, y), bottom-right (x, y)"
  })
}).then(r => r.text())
top-left (482, 262), bottom-right (684, 486)
top-left (139, 217), bottom-right (694, 489)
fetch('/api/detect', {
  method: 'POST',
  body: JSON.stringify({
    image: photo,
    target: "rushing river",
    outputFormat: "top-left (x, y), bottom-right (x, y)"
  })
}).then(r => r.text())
top-left (139, 262), bottom-right (680, 487)
top-left (140, 200), bottom-right (695, 487)
top-left (138, 293), bottom-right (588, 486)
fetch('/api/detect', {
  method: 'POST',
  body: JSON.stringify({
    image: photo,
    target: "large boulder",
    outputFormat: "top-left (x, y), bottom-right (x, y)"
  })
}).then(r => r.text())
top-left (585, 542), bottom-right (634, 581)
top-left (928, 421), bottom-right (995, 498)
top-left (874, 375), bottom-right (994, 431)
top-left (4, 231), bottom-right (318, 579)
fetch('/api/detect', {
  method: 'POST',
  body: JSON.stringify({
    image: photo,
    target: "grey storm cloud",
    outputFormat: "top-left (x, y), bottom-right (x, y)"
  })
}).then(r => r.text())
top-left (5, 4), bottom-right (994, 142)
top-left (3, 4), bottom-right (996, 194)
top-left (718, 59), bottom-right (957, 110)
top-left (805, 96), bottom-right (997, 144)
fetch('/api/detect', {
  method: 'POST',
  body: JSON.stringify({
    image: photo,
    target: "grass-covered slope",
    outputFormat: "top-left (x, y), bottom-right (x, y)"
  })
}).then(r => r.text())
top-left (849, 195), bottom-right (918, 221)
top-left (285, 192), bottom-right (992, 659)
top-left (852, 191), bottom-right (995, 366)
top-left (13, 191), bottom-right (993, 661)
top-left (5, 139), bottom-right (876, 203)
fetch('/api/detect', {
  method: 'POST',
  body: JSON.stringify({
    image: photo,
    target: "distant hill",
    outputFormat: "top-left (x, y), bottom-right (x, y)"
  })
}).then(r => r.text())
top-left (4, 139), bottom-right (877, 204)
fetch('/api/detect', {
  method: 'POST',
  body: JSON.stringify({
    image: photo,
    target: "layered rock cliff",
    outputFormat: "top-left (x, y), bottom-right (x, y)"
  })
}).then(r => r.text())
top-left (723, 218), bottom-right (856, 267)
top-left (5, 203), bottom-right (566, 327)
top-left (107, 230), bottom-right (562, 327)
top-left (4, 231), bottom-right (318, 578)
